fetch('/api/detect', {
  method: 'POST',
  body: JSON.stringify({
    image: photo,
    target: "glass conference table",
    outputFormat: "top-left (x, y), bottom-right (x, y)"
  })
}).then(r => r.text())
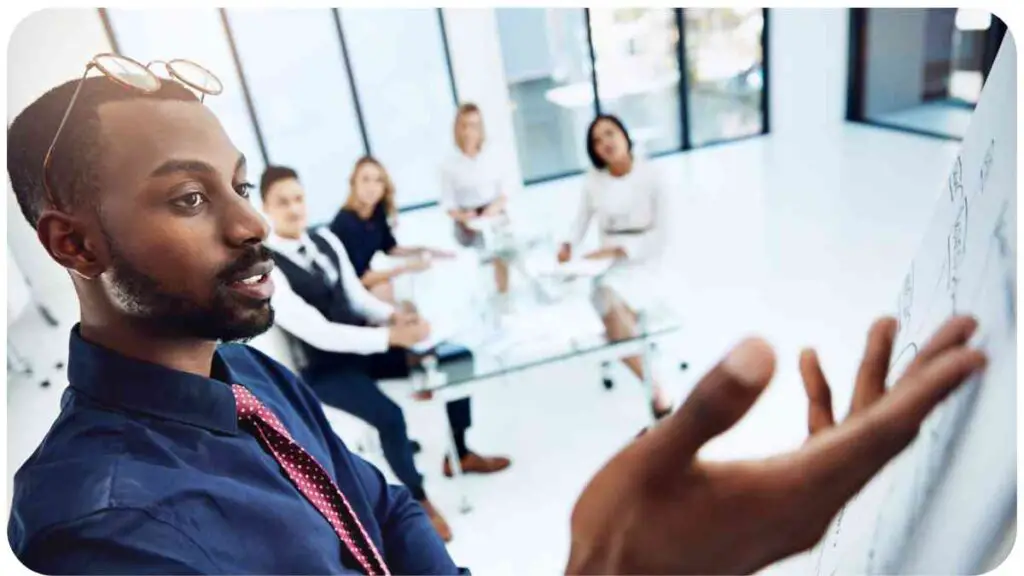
top-left (398, 219), bottom-right (682, 512)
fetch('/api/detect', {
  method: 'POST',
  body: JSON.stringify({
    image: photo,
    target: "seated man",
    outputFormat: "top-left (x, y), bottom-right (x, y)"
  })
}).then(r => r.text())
top-left (259, 165), bottom-right (511, 542)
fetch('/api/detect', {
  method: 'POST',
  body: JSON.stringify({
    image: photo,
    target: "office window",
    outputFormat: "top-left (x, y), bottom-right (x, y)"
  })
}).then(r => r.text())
top-left (106, 9), bottom-right (266, 184)
top-left (683, 8), bottom-right (766, 147)
top-left (339, 9), bottom-right (456, 209)
top-left (225, 9), bottom-right (365, 224)
top-left (848, 8), bottom-right (1007, 140)
top-left (589, 8), bottom-right (683, 156)
top-left (496, 8), bottom-right (592, 182)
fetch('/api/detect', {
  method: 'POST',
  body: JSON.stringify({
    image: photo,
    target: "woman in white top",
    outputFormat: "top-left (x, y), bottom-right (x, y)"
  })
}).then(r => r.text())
top-left (558, 114), bottom-right (672, 419)
top-left (440, 103), bottom-right (510, 293)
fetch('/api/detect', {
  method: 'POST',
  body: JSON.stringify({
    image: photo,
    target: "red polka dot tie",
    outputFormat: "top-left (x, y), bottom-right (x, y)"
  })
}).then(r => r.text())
top-left (232, 385), bottom-right (389, 575)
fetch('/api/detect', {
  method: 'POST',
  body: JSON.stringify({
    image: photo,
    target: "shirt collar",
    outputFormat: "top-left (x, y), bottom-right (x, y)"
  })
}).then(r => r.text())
top-left (266, 231), bottom-right (313, 257)
top-left (67, 325), bottom-right (240, 435)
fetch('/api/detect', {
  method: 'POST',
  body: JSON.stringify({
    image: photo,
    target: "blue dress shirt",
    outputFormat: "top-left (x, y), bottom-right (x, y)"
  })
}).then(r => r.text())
top-left (8, 326), bottom-right (461, 575)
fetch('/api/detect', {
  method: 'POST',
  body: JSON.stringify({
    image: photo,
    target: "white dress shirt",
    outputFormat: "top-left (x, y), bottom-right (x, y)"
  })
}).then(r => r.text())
top-left (566, 156), bottom-right (668, 264)
top-left (439, 145), bottom-right (512, 211)
top-left (565, 157), bottom-right (670, 310)
top-left (267, 227), bottom-right (395, 355)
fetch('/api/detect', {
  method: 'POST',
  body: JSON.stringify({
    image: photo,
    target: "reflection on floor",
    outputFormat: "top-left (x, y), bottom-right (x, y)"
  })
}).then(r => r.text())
top-left (870, 100), bottom-right (974, 139)
top-left (6, 123), bottom-right (960, 574)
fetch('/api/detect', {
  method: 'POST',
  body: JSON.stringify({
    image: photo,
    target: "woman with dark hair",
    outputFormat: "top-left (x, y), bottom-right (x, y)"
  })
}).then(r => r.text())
top-left (558, 114), bottom-right (673, 419)
top-left (330, 156), bottom-right (452, 304)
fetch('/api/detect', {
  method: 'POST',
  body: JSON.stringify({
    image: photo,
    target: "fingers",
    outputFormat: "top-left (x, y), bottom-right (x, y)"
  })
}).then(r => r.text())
top-left (652, 338), bottom-right (776, 460)
top-left (905, 315), bottom-right (978, 376)
top-left (850, 317), bottom-right (898, 412)
top-left (794, 340), bottom-right (985, 507)
top-left (881, 346), bottom-right (986, 428)
top-left (800, 349), bottom-right (835, 435)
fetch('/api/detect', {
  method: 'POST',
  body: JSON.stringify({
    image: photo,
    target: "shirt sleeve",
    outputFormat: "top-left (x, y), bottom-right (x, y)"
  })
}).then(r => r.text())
top-left (565, 173), bottom-right (596, 246)
top-left (18, 508), bottom-right (220, 575)
top-left (269, 267), bottom-right (391, 355)
top-left (380, 211), bottom-right (398, 254)
top-left (314, 228), bottom-right (395, 324)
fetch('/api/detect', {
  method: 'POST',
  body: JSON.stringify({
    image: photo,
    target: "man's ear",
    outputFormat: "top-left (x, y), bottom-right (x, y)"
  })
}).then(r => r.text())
top-left (35, 209), bottom-right (106, 280)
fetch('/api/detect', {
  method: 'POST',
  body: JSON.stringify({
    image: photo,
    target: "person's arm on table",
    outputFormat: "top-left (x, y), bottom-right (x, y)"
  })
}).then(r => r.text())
top-left (567, 315), bottom-right (986, 574)
top-left (481, 193), bottom-right (507, 217)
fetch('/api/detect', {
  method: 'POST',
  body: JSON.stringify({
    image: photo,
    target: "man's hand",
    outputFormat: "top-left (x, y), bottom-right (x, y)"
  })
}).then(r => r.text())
top-left (389, 307), bottom-right (419, 327)
top-left (388, 319), bottom-right (431, 349)
top-left (557, 243), bottom-right (572, 264)
top-left (567, 315), bottom-right (985, 575)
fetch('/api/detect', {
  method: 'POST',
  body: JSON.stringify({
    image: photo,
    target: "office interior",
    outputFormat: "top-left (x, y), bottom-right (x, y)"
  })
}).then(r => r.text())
top-left (5, 7), bottom-right (1011, 574)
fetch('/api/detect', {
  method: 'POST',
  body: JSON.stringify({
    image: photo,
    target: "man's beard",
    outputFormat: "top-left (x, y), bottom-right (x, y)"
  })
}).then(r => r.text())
top-left (104, 235), bottom-right (275, 343)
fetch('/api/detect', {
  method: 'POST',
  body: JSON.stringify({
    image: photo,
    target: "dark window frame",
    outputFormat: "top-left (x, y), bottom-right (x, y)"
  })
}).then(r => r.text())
top-left (100, 8), bottom-right (769, 209)
top-left (520, 7), bottom-right (772, 186)
top-left (100, 7), bottom-right (460, 213)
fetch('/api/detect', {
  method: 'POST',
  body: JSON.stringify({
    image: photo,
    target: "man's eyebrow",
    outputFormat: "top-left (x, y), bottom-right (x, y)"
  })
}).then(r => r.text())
top-left (149, 159), bottom-right (217, 178)
top-left (148, 154), bottom-right (246, 179)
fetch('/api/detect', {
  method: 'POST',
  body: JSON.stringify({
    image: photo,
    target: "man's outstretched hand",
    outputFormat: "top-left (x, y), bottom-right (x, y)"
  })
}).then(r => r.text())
top-left (567, 316), bottom-right (985, 575)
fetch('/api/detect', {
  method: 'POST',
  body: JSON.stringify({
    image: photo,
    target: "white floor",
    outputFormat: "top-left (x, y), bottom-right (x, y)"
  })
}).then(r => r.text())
top-left (5, 122), bottom-right (960, 574)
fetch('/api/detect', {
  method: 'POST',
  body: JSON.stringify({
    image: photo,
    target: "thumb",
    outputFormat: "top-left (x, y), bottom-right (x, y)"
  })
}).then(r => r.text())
top-left (651, 338), bottom-right (776, 460)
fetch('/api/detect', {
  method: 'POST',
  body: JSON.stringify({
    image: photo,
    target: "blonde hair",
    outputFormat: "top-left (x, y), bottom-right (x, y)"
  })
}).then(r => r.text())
top-left (453, 102), bottom-right (485, 154)
top-left (344, 156), bottom-right (397, 223)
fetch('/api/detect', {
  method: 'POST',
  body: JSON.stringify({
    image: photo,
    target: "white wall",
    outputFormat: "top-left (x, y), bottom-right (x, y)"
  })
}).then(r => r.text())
top-left (440, 8), bottom-right (523, 192)
top-left (769, 8), bottom-right (851, 140)
top-left (7, 8), bottom-right (112, 322)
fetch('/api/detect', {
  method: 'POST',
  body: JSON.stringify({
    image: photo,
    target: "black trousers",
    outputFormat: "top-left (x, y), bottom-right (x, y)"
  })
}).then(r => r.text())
top-left (303, 348), bottom-right (471, 499)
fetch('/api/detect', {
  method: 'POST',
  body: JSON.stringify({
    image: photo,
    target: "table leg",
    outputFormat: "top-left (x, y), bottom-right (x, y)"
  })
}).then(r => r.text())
top-left (444, 403), bottom-right (473, 514)
top-left (637, 312), bottom-right (657, 425)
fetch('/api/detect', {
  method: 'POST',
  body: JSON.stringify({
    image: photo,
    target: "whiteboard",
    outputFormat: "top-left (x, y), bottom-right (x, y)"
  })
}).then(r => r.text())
top-left (810, 35), bottom-right (1017, 575)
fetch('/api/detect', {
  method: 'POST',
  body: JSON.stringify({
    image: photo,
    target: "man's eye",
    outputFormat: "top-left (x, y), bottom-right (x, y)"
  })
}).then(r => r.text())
top-left (174, 192), bottom-right (207, 209)
top-left (235, 182), bottom-right (255, 198)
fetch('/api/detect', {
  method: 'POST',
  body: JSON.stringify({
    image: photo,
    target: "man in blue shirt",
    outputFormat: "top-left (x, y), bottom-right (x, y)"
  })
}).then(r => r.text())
top-left (6, 55), bottom-right (987, 575)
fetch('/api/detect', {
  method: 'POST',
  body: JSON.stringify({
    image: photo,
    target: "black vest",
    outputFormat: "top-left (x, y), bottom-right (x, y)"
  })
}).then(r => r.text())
top-left (270, 230), bottom-right (366, 370)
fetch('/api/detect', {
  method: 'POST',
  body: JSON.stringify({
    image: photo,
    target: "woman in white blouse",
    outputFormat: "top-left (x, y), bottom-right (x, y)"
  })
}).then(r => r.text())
top-left (440, 103), bottom-right (511, 294)
top-left (558, 114), bottom-right (672, 419)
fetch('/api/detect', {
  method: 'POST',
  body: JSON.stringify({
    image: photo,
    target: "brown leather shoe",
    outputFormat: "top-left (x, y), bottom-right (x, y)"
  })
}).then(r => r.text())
top-left (418, 499), bottom-right (452, 542)
top-left (412, 389), bottom-right (434, 401)
top-left (443, 452), bottom-right (512, 478)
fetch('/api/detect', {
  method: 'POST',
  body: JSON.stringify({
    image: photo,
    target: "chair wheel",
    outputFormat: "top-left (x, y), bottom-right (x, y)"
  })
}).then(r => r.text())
top-left (602, 377), bottom-right (614, 390)
top-left (40, 380), bottom-right (50, 388)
